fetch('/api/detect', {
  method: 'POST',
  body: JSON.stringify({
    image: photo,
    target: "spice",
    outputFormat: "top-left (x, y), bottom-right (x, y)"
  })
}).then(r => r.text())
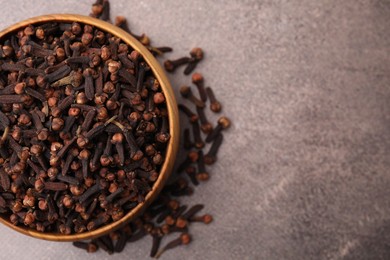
top-left (184, 48), bottom-right (204, 75)
top-left (164, 57), bottom-right (191, 73)
top-left (196, 106), bottom-right (213, 134)
top-left (204, 134), bottom-right (224, 165)
top-left (191, 73), bottom-right (207, 102)
top-left (178, 104), bottom-right (199, 123)
top-left (0, 19), bottom-right (170, 234)
top-left (192, 121), bottom-right (205, 149)
top-left (154, 233), bottom-right (191, 258)
top-left (205, 116), bottom-right (231, 143)
top-left (180, 85), bottom-right (205, 108)
top-left (205, 87), bottom-right (222, 113)
top-left (72, 241), bottom-right (98, 253)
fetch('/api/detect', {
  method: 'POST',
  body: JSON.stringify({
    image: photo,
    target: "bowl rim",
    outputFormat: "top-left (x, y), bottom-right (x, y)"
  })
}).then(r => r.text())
top-left (0, 14), bottom-right (179, 242)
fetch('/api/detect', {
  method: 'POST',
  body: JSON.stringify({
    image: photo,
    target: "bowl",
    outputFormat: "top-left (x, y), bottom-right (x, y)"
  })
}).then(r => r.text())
top-left (0, 14), bottom-right (179, 241)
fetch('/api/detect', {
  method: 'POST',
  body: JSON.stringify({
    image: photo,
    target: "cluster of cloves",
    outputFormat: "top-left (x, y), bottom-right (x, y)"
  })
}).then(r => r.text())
top-left (89, 0), bottom-right (173, 58)
top-left (0, 18), bottom-right (171, 234)
top-left (73, 193), bottom-right (211, 258)
top-left (177, 72), bottom-right (229, 179)
top-left (69, 1), bottom-right (230, 258)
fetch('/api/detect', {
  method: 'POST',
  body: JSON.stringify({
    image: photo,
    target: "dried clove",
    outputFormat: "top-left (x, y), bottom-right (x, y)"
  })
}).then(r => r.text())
top-left (180, 86), bottom-right (205, 108)
top-left (154, 233), bottom-right (191, 258)
top-left (204, 134), bottom-right (223, 165)
top-left (205, 116), bottom-right (230, 143)
top-left (205, 87), bottom-right (222, 113)
top-left (191, 73), bottom-right (207, 102)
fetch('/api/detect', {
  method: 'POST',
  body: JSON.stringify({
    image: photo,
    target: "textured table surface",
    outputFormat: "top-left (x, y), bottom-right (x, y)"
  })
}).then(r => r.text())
top-left (1, 0), bottom-right (390, 259)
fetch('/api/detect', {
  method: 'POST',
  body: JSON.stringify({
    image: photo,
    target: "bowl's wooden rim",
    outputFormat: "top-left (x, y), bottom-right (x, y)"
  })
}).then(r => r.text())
top-left (0, 14), bottom-right (179, 242)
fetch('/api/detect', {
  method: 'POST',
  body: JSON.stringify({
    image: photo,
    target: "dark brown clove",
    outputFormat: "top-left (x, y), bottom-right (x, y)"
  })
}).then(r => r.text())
top-left (100, 134), bottom-right (113, 167)
top-left (90, 140), bottom-right (104, 171)
top-left (44, 64), bottom-right (71, 83)
top-left (99, 0), bottom-right (110, 21)
top-left (56, 174), bottom-right (80, 186)
top-left (192, 121), bottom-right (204, 149)
top-left (180, 86), bottom-right (205, 108)
top-left (148, 46), bottom-right (173, 56)
top-left (155, 116), bottom-right (170, 143)
top-left (78, 183), bottom-right (103, 204)
top-left (114, 231), bottom-right (128, 253)
top-left (205, 116), bottom-right (230, 143)
top-left (78, 149), bottom-right (91, 178)
top-left (154, 233), bottom-right (191, 259)
top-left (95, 68), bottom-right (104, 94)
top-left (196, 150), bottom-right (209, 181)
top-left (183, 48), bottom-right (204, 75)
top-left (164, 57), bottom-right (190, 72)
top-left (178, 104), bottom-right (198, 123)
top-left (191, 73), bottom-right (207, 102)
top-left (22, 43), bottom-right (55, 58)
top-left (118, 68), bottom-right (136, 88)
top-left (118, 52), bottom-right (134, 69)
top-left (185, 166), bottom-right (199, 186)
top-left (206, 87), bottom-right (222, 113)
top-left (111, 133), bottom-right (125, 166)
top-left (204, 134), bottom-right (223, 165)
top-left (87, 213), bottom-right (110, 231)
top-left (0, 170), bottom-right (11, 191)
top-left (83, 68), bottom-right (95, 100)
top-left (44, 181), bottom-right (68, 191)
top-left (196, 107), bottom-right (213, 134)
top-left (108, 37), bottom-right (120, 60)
top-left (150, 235), bottom-right (162, 257)
top-left (0, 94), bottom-right (27, 103)
top-left (183, 58), bottom-right (197, 75)
top-left (182, 204), bottom-right (204, 220)
top-left (136, 62), bottom-right (148, 92)
top-left (30, 110), bottom-right (49, 141)
top-left (183, 128), bottom-right (193, 150)
top-left (51, 93), bottom-right (75, 117)
top-left (72, 241), bottom-right (98, 253)
top-left (70, 42), bottom-right (83, 57)
top-left (189, 214), bottom-right (213, 224)
top-left (61, 148), bottom-right (79, 175)
top-left (66, 56), bottom-right (91, 64)
top-left (59, 116), bottom-right (77, 140)
top-left (112, 120), bottom-right (143, 161)
top-left (106, 83), bottom-right (120, 110)
top-left (176, 151), bottom-right (199, 174)
top-left (81, 198), bottom-right (98, 220)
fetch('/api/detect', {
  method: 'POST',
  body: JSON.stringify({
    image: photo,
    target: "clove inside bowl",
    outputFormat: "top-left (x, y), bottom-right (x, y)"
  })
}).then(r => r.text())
top-left (0, 14), bottom-right (179, 241)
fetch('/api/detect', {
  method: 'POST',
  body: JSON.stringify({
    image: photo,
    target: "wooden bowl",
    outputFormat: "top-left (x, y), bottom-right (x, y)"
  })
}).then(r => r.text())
top-left (0, 14), bottom-right (179, 241)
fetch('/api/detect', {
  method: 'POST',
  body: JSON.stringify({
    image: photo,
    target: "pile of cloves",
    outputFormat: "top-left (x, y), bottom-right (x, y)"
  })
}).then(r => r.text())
top-left (66, 0), bottom-right (230, 258)
top-left (0, 12), bottom-right (172, 233)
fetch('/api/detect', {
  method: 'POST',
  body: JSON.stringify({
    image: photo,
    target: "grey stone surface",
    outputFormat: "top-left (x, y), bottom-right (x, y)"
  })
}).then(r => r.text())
top-left (0, 0), bottom-right (390, 259)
